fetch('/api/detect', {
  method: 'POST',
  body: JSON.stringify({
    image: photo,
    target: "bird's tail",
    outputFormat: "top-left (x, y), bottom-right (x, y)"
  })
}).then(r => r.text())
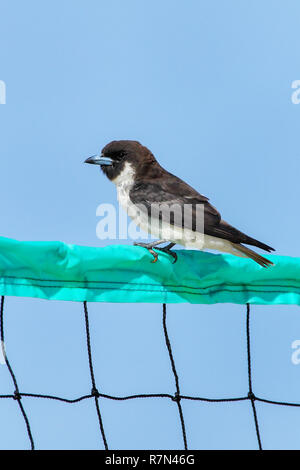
top-left (232, 243), bottom-right (275, 268)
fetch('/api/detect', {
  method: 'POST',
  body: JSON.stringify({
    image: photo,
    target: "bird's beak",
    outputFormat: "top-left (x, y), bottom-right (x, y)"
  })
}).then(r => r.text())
top-left (84, 154), bottom-right (113, 166)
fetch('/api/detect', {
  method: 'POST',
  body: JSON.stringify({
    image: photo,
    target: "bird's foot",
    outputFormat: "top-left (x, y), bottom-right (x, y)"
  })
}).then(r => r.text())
top-left (134, 241), bottom-right (160, 263)
top-left (134, 241), bottom-right (177, 264)
top-left (155, 243), bottom-right (177, 264)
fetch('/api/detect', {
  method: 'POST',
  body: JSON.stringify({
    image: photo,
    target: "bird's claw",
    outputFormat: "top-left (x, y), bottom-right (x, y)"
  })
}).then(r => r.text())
top-left (134, 242), bottom-right (177, 264)
top-left (149, 249), bottom-right (158, 263)
top-left (155, 246), bottom-right (178, 264)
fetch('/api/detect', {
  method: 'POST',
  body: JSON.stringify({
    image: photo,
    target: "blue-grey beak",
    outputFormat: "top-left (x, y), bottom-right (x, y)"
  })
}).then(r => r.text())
top-left (84, 154), bottom-right (113, 166)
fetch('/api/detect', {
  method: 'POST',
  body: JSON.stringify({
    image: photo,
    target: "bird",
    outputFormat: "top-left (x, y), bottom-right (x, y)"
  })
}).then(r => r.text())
top-left (85, 140), bottom-right (275, 267)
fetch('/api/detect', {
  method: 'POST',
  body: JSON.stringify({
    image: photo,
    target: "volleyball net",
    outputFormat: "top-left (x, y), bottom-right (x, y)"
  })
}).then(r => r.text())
top-left (0, 236), bottom-right (299, 450)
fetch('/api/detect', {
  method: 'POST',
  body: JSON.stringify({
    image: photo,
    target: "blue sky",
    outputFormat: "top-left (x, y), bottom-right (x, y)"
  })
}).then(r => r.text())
top-left (0, 0), bottom-right (300, 449)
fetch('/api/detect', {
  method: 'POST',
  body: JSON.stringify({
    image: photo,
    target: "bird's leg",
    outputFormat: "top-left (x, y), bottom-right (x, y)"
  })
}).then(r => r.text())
top-left (155, 242), bottom-right (177, 264)
top-left (133, 239), bottom-right (166, 263)
top-left (133, 240), bottom-right (177, 263)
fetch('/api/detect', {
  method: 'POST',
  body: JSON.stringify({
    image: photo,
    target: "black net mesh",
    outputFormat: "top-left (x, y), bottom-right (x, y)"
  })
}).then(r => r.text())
top-left (1, 295), bottom-right (300, 450)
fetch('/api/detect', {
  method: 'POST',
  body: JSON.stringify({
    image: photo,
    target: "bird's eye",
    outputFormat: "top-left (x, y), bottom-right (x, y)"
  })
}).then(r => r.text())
top-left (116, 151), bottom-right (125, 160)
top-left (108, 150), bottom-right (125, 165)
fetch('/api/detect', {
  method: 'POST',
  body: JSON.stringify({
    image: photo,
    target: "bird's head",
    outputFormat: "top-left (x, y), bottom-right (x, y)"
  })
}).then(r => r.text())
top-left (84, 140), bottom-right (157, 181)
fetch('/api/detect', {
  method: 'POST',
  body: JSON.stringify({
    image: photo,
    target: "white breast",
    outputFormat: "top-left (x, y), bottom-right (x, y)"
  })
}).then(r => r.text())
top-left (112, 162), bottom-right (142, 222)
top-left (112, 162), bottom-right (135, 210)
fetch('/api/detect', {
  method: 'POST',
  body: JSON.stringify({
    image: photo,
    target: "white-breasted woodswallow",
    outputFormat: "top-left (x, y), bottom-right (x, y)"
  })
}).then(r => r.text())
top-left (85, 140), bottom-right (274, 267)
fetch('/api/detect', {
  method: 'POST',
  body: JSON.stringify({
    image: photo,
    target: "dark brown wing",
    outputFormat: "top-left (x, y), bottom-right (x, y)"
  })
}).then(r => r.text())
top-left (129, 172), bottom-right (274, 252)
top-left (129, 172), bottom-right (221, 233)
